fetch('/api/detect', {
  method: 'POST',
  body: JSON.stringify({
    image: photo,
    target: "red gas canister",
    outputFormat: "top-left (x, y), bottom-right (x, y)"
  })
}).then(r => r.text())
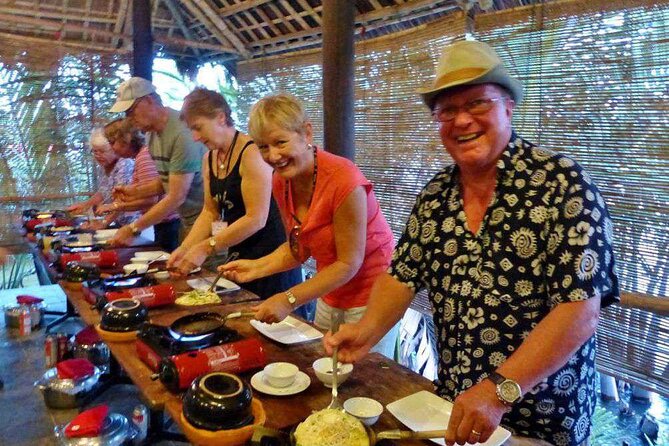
top-left (105, 284), bottom-right (176, 308)
top-left (60, 251), bottom-right (119, 269)
top-left (156, 338), bottom-right (267, 392)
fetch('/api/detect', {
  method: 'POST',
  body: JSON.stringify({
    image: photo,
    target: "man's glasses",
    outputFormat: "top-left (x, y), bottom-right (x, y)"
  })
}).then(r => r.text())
top-left (432, 96), bottom-right (506, 122)
top-left (125, 97), bottom-right (143, 118)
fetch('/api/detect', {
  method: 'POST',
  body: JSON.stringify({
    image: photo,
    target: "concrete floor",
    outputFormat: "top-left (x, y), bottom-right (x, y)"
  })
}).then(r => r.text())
top-left (0, 285), bottom-right (187, 445)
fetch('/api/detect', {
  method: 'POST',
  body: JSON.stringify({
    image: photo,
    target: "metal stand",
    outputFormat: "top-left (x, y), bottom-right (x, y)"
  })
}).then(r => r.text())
top-left (45, 298), bottom-right (78, 333)
top-left (148, 410), bottom-right (187, 443)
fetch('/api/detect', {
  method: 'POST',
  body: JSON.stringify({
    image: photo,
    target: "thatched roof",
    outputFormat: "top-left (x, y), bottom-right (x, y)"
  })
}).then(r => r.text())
top-left (0, 0), bottom-right (552, 65)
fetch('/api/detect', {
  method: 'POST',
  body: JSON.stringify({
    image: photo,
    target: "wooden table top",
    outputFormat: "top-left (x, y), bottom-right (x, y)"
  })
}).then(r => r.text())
top-left (41, 245), bottom-right (438, 445)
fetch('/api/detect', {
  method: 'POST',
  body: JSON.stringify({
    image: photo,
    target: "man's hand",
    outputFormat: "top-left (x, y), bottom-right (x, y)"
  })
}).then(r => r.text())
top-left (108, 224), bottom-right (134, 247)
top-left (323, 323), bottom-right (375, 363)
top-left (218, 259), bottom-right (261, 283)
top-left (444, 379), bottom-right (508, 445)
top-left (251, 294), bottom-right (293, 324)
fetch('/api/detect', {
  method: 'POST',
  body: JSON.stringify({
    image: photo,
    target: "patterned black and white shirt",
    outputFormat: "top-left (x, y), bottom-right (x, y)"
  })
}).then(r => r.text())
top-left (390, 133), bottom-right (619, 446)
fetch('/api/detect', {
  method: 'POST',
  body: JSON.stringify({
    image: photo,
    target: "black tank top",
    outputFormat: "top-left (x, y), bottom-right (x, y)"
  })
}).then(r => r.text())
top-left (208, 142), bottom-right (286, 258)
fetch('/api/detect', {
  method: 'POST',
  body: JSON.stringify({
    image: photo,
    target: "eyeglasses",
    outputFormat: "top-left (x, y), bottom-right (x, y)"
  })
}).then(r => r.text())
top-left (125, 97), bottom-right (143, 118)
top-left (432, 97), bottom-right (506, 122)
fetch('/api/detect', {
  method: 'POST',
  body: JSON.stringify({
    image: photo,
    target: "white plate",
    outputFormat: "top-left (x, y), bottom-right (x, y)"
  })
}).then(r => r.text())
top-left (386, 391), bottom-right (511, 446)
top-left (250, 316), bottom-right (323, 345)
top-left (94, 229), bottom-right (118, 240)
top-left (186, 275), bottom-right (240, 293)
top-left (250, 370), bottom-right (311, 396)
top-left (133, 250), bottom-right (170, 261)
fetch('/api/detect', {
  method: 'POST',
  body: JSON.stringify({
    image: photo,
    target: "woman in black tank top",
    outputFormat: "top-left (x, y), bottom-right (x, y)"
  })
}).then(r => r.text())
top-left (166, 88), bottom-right (301, 299)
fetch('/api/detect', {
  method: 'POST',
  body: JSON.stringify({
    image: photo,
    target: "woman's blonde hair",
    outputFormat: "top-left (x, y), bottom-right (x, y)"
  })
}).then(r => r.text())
top-left (103, 118), bottom-right (145, 154)
top-left (180, 87), bottom-right (234, 126)
top-left (248, 93), bottom-right (309, 142)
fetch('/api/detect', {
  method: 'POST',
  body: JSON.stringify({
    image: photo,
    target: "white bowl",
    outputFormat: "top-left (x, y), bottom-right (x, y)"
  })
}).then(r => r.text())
top-left (123, 264), bottom-right (148, 275)
top-left (344, 397), bottom-right (383, 426)
top-left (263, 362), bottom-right (299, 388)
top-left (312, 357), bottom-right (353, 388)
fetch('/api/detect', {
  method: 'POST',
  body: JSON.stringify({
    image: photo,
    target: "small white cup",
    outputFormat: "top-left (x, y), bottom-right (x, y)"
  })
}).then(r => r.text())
top-left (344, 397), bottom-right (383, 426)
top-left (263, 362), bottom-right (299, 388)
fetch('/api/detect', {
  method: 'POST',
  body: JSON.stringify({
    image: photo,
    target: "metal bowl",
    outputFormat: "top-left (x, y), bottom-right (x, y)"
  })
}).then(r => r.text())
top-left (34, 367), bottom-right (101, 409)
top-left (53, 413), bottom-right (137, 446)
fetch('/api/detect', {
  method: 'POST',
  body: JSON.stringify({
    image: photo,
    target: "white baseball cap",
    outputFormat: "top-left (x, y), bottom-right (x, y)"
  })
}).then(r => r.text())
top-left (109, 77), bottom-right (156, 113)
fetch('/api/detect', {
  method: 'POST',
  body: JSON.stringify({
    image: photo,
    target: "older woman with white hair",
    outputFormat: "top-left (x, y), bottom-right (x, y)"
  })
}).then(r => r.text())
top-left (68, 128), bottom-right (134, 227)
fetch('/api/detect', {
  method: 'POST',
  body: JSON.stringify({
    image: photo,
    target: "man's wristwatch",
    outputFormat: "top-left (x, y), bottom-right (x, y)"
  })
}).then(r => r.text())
top-left (129, 222), bottom-right (141, 236)
top-left (208, 237), bottom-right (217, 255)
top-left (487, 371), bottom-right (522, 406)
top-left (285, 290), bottom-right (297, 308)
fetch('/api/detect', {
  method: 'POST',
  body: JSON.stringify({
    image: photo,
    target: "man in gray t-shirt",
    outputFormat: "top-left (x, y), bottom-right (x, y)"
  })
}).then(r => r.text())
top-left (108, 77), bottom-right (205, 246)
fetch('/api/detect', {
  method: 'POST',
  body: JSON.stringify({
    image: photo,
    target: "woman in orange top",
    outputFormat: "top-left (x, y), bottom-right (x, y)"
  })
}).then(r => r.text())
top-left (220, 93), bottom-right (397, 357)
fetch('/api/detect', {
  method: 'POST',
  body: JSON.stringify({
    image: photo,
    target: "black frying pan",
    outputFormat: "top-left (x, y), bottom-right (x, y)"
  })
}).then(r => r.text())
top-left (169, 312), bottom-right (226, 340)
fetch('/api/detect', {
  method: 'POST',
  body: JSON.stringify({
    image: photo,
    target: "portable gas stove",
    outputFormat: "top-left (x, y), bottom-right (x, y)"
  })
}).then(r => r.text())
top-left (83, 275), bottom-right (156, 306)
top-left (136, 322), bottom-right (240, 371)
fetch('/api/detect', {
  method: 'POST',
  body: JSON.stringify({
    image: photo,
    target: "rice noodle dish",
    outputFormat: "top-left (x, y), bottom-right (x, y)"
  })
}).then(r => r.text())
top-left (175, 290), bottom-right (221, 306)
top-left (294, 409), bottom-right (369, 446)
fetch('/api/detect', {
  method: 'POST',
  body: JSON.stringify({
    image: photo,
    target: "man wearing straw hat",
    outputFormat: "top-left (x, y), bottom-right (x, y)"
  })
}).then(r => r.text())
top-left (107, 77), bottom-right (205, 249)
top-left (326, 40), bottom-right (619, 446)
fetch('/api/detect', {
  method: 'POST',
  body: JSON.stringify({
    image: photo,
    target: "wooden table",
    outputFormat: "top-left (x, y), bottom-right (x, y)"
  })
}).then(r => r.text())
top-left (43, 246), bottom-right (439, 445)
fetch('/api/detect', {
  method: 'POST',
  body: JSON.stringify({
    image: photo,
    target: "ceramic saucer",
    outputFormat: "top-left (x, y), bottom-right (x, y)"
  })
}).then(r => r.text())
top-left (250, 370), bottom-right (310, 396)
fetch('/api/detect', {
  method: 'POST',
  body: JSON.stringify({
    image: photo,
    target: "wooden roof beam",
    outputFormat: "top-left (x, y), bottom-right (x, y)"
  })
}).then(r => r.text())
top-left (188, 0), bottom-right (250, 58)
top-left (0, 13), bottom-right (239, 55)
top-left (250, 3), bottom-right (457, 56)
top-left (218, 0), bottom-right (272, 18)
top-left (248, 0), bottom-right (448, 49)
top-left (0, 31), bottom-right (128, 53)
top-left (0, 6), bottom-right (116, 23)
top-left (111, 0), bottom-right (130, 48)
top-left (163, 0), bottom-right (202, 58)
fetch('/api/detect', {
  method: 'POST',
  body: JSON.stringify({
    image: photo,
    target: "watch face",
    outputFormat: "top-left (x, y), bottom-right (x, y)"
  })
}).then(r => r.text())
top-left (499, 381), bottom-right (521, 402)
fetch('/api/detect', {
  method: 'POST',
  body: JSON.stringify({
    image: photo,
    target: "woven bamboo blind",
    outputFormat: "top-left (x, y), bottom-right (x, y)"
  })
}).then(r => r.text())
top-left (0, 37), bottom-right (128, 243)
top-left (475, 0), bottom-right (668, 396)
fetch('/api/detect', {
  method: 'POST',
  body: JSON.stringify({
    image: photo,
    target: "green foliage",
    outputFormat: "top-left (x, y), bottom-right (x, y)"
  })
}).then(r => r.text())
top-left (0, 253), bottom-right (35, 290)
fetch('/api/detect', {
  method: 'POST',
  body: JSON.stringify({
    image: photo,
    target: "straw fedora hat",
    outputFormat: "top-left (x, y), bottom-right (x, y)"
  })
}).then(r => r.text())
top-left (417, 39), bottom-right (523, 108)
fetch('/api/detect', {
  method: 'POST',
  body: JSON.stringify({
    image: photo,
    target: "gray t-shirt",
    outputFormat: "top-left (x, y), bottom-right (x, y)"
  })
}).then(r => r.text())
top-left (148, 108), bottom-right (205, 230)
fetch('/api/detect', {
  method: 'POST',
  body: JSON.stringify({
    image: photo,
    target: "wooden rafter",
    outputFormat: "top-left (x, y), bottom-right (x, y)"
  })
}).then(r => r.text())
top-left (0, 13), bottom-right (239, 55)
top-left (189, 0), bottom-right (250, 58)
top-left (179, 0), bottom-right (245, 58)
top-left (111, 0), bottom-right (128, 48)
top-left (163, 0), bottom-right (202, 57)
top-left (218, 0), bottom-right (273, 18)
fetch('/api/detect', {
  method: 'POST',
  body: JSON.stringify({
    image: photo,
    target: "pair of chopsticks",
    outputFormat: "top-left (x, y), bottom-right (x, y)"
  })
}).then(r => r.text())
top-left (207, 252), bottom-right (239, 292)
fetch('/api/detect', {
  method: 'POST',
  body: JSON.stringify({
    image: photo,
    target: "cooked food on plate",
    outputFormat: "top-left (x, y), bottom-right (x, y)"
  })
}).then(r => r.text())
top-left (294, 409), bottom-right (369, 446)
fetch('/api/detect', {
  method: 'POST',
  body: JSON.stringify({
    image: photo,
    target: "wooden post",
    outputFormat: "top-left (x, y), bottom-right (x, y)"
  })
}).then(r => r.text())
top-left (322, 0), bottom-right (355, 160)
top-left (132, 0), bottom-right (153, 81)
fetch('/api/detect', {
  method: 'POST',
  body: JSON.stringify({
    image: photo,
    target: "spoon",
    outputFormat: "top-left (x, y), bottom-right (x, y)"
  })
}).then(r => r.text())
top-left (326, 309), bottom-right (345, 410)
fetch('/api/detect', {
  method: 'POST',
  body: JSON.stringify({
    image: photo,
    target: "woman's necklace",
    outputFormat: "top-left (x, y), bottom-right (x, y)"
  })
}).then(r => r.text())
top-left (217, 130), bottom-right (239, 176)
top-left (285, 144), bottom-right (318, 226)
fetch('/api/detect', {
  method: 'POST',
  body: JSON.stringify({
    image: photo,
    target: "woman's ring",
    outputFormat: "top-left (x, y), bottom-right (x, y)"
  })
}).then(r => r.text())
top-left (471, 430), bottom-right (482, 436)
